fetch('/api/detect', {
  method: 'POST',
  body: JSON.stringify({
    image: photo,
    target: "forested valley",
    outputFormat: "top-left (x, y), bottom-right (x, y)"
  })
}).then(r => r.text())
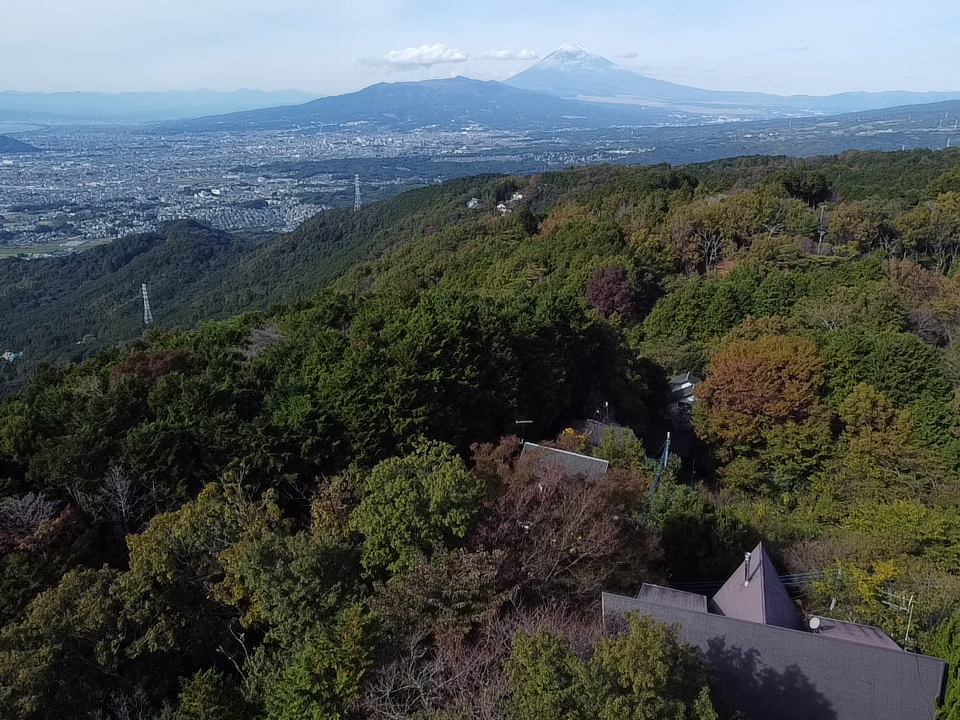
top-left (4, 148), bottom-right (960, 718)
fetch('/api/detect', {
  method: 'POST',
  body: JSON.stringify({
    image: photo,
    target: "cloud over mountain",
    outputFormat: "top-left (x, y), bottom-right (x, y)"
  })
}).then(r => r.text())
top-left (480, 49), bottom-right (539, 61)
top-left (360, 44), bottom-right (468, 72)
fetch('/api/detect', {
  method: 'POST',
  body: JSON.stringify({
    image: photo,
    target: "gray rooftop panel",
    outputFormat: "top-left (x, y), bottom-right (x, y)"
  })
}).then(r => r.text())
top-left (519, 442), bottom-right (609, 480)
top-left (669, 373), bottom-right (701, 401)
top-left (603, 592), bottom-right (945, 720)
top-left (814, 617), bottom-right (902, 651)
top-left (669, 372), bottom-right (702, 388)
top-left (637, 583), bottom-right (709, 613)
top-left (570, 420), bottom-right (638, 448)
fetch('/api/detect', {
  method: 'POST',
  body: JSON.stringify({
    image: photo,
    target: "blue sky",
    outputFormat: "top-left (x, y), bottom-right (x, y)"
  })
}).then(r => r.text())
top-left (4, 0), bottom-right (957, 96)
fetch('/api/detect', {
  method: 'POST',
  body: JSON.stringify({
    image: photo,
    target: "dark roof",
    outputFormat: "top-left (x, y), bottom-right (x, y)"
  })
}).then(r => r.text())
top-left (669, 373), bottom-right (701, 402)
top-left (570, 420), bottom-right (638, 448)
top-left (638, 583), bottom-right (708, 613)
top-left (670, 372), bottom-right (702, 387)
top-left (710, 543), bottom-right (803, 630)
top-left (602, 591), bottom-right (946, 720)
top-left (813, 617), bottom-right (901, 650)
top-left (519, 442), bottom-right (609, 480)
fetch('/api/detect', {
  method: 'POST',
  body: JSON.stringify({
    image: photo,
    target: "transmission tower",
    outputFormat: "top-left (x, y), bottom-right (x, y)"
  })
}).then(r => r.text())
top-left (354, 174), bottom-right (362, 212)
top-left (141, 283), bottom-right (154, 326)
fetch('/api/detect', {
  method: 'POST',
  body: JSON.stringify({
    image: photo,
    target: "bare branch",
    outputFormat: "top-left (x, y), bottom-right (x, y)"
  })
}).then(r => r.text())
top-left (0, 492), bottom-right (58, 540)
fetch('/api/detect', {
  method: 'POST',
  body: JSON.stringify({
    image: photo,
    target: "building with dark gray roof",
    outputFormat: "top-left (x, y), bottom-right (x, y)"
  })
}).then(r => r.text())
top-left (666, 372), bottom-right (701, 428)
top-left (603, 542), bottom-right (946, 720)
top-left (637, 583), bottom-right (709, 614)
top-left (812, 616), bottom-right (902, 650)
top-left (569, 419), bottom-right (638, 449)
top-left (518, 442), bottom-right (609, 480)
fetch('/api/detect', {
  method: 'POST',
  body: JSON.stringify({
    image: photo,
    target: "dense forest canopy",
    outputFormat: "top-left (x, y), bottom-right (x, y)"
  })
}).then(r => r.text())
top-left (3, 148), bottom-right (960, 718)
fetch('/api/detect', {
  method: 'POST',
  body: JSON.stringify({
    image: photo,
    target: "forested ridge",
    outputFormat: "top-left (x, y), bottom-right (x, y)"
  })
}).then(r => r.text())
top-left (0, 174), bottom-right (501, 394)
top-left (4, 148), bottom-right (960, 718)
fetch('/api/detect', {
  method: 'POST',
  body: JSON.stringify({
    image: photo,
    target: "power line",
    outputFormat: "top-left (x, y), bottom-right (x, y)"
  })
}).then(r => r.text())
top-left (672, 571), bottom-right (827, 592)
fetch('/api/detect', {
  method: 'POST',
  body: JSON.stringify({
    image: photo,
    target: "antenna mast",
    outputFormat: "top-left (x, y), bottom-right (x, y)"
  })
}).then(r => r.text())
top-left (354, 174), bottom-right (362, 212)
top-left (141, 283), bottom-right (154, 326)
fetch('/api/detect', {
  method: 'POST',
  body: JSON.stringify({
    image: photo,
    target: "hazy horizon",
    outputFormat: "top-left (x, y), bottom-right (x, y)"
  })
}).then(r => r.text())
top-left (4, 0), bottom-right (957, 97)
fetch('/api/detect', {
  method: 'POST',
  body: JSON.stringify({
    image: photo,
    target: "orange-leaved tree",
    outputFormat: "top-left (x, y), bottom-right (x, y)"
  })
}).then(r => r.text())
top-left (695, 334), bottom-right (825, 456)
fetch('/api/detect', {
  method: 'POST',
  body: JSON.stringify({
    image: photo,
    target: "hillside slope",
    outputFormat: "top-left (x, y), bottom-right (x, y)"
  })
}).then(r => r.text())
top-left (3, 149), bottom-right (960, 718)
top-left (0, 176), bottom-right (507, 393)
top-left (0, 135), bottom-right (41, 153)
top-left (4, 151), bottom-right (960, 389)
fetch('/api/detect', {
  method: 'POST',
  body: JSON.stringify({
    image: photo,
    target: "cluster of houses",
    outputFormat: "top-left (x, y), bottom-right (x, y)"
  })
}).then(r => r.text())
top-left (465, 191), bottom-right (525, 216)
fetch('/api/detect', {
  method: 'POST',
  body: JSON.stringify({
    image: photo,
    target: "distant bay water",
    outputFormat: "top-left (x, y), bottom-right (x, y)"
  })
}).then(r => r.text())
top-left (0, 124), bottom-right (44, 134)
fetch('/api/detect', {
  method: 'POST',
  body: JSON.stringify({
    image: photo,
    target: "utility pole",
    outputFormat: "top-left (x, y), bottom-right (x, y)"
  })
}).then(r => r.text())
top-left (638, 432), bottom-right (671, 525)
top-left (817, 206), bottom-right (826, 255)
top-left (515, 419), bottom-right (533, 442)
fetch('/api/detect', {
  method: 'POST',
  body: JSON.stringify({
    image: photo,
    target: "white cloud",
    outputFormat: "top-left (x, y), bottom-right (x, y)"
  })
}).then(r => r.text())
top-left (360, 43), bottom-right (468, 72)
top-left (480, 49), bottom-right (539, 61)
top-left (613, 51), bottom-right (638, 59)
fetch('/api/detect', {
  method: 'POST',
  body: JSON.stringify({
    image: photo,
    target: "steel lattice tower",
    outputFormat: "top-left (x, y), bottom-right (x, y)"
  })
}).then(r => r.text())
top-left (354, 174), bottom-right (362, 212)
top-left (141, 283), bottom-right (154, 325)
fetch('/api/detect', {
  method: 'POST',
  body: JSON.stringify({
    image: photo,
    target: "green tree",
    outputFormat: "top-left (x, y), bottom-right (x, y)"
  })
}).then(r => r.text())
top-left (792, 280), bottom-right (907, 333)
top-left (173, 668), bottom-right (251, 720)
top-left (645, 483), bottom-right (748, 582)
top-left (350, 440), bottom-right (483, 574)
top-left (760, 408), bottom-right (834, 495)
top-left (586, 614), bottom-right (719, 720)
top-left (822, 331), bottom-right (951, 406)
top-left (216, 531), bottom-right (361, 649)
top-left (263, 606), bottom-right (368, 720)
top-left (932, 608), bottom-right (960, 720)
top-left (116, 479), bottom-right (280, 675)
top-left (828, 384), bottom-right (947, 502)
top-left (506, 629), bottom-right (583, 720)
top-left (506, 613), bottom-right (722, 720)
top-left (0, 568), bottom-right (126, 719)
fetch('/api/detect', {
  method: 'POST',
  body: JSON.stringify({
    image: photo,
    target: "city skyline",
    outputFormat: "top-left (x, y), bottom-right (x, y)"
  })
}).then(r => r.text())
top-left (4, 0), bottom-right (958, 97)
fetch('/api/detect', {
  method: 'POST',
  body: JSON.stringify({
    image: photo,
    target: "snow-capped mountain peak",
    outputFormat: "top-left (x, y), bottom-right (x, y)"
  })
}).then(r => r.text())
top-left (536, 44), bottom-right (617, 72)
top-left (555, 43), bottom-right (590, 56)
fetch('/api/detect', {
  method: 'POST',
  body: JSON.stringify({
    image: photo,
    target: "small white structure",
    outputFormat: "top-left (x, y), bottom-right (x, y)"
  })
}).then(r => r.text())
top-left (467, 197), bottom-right (481, 209)
top-left (667, 372), bottom-right (700, 424)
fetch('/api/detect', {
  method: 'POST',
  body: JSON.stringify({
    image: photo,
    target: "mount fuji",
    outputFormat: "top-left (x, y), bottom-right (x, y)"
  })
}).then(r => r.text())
top-left (507, 44), bottom-right (960, 116)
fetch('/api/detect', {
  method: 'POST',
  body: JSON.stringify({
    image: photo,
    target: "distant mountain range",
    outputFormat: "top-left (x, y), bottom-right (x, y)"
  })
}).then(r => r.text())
top-left (177, 76), bottom-right (685, 132)
top-left (6, 46), bottom-right (959, 128)
top-left (177, 46), bottom-right (960, 134)
top-left (507, 45), bottom-right (960, 115)
top-left (0, 89), bottom-right (318, 122)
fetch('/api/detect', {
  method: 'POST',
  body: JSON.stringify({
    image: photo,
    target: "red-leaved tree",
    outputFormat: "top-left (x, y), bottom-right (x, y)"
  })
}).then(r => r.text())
top-left (586, 266), bottom-right (637, 318)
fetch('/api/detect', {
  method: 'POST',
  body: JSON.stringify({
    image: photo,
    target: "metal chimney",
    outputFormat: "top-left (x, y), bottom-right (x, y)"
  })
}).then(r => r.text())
top-left (743, 552), bottom-right (752, 587)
